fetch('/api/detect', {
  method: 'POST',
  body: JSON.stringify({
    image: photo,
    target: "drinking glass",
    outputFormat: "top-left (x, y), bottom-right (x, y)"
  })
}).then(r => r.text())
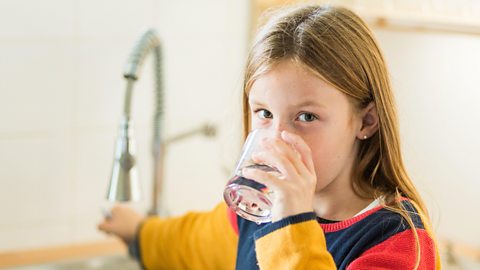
top-left (223, 129), bottom-right (279, 223)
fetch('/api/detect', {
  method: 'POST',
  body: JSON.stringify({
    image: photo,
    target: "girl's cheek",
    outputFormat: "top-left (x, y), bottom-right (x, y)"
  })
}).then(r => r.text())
top-left (251, 117), bottom-right (271, 129)
top-left (250, 121), bottom-right (263, 130)
top-left (308, 141), bottom-right (331, 169)
top-left (297, 127), bottom-right (323, 145)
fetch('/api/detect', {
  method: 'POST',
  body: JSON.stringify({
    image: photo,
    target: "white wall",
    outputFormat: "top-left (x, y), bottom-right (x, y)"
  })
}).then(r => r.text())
top-left (372, 28), bottom-right (480, 247)
top-left (0, 0), bottom-right (248, 251)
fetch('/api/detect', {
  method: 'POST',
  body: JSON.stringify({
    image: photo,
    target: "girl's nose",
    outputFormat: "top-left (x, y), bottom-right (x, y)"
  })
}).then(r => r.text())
top-left (273, 120), bottom-right (293, 135)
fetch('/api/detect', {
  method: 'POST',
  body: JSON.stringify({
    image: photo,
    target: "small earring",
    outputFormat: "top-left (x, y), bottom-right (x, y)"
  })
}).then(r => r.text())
top-left (363, 135), bottom-right (368, 140)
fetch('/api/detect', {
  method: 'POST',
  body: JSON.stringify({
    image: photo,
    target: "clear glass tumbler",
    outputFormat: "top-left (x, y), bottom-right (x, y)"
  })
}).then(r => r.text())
top-left (223, 129), bottom-right (279, 223)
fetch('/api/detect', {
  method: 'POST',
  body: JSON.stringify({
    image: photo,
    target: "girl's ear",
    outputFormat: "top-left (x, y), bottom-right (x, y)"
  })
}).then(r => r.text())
top-left (357, 102), bottom-right (379, 140)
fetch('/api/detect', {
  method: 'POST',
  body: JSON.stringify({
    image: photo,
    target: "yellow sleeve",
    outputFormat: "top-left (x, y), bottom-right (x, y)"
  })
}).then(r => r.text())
top-left (255, 219), bottom-right (336, 270)
top-left (139, 202), bottom-right (238, 270)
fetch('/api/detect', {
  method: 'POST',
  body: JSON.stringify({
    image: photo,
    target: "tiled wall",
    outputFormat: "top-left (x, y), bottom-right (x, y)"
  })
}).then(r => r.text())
top-left (0, 0), bottom-right (249, 251)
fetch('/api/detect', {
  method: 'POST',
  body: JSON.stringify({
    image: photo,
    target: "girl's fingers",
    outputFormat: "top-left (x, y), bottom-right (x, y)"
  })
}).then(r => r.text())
top-left (260, 131), bottom-right (314, 177)
top-left (97, 221), bottom-right (108, 232)
top-left (251, 150), bottom-right (297, 180)
top-left (98, 219), bottom-right (115, 234)
top-left (262, 137), bottom-right (305, 177)
top-left (242, 166), bottom-right (284, 191)
top-left (280, 130), bottom-right (315, 173)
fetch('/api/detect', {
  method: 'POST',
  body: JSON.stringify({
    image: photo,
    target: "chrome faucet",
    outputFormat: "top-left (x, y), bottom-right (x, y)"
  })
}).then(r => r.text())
top-left (106, 29), bottom-right (216, 216)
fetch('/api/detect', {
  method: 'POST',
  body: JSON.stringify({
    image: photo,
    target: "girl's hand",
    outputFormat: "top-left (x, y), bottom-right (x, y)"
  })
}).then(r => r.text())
top-left (98, 205), bottom-right (144, 244)
top-left (242, 130), bottom-right (316, 222)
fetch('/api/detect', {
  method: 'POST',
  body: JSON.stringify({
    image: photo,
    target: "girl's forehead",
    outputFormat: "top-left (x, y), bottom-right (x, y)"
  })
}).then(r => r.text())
top-left (249, 61), bottom-right (345, 108)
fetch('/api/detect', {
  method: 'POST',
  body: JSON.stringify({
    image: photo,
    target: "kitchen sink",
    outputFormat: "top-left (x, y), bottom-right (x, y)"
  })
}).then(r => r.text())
top-left (6, 254), bottom-right (141, 270)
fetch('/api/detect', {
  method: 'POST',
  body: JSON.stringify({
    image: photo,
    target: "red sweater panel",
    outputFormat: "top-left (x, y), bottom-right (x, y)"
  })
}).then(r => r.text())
top-left (347, 228), bottom-right (436, 269)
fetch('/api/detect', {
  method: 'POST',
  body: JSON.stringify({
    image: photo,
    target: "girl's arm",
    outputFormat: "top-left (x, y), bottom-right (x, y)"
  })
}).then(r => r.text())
top-left (138, 202), bottom-right (238, 270)
top-left (254, 213), bottom-right (337, 270)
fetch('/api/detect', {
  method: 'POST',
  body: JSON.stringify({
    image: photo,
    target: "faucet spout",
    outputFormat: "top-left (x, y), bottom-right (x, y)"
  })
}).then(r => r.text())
top-left (106, 29), bottom-right (217, 217)
top-left (107, 29), bottom-right (165, 216)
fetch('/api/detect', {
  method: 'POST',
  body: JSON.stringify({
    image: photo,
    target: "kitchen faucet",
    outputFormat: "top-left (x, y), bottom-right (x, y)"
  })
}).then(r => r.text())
top-left (106, 29), bottom-right (216, 216)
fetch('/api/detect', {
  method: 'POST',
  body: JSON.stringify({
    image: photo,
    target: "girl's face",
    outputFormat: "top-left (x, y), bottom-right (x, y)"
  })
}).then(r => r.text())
top-left (248, 60), bottom-right (362, 192)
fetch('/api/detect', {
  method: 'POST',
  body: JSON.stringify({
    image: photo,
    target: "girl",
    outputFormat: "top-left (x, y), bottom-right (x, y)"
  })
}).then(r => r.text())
top-left (99, 4), bottom-right (440, 270)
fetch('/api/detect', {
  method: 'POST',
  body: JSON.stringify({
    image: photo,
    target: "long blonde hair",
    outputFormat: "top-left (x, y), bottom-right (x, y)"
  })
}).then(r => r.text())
top-left (242, 5), bottom-right (437, 269)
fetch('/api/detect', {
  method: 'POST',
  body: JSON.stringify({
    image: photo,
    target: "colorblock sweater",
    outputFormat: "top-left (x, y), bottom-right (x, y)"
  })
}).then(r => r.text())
top-left (134, 199), bottom-right (440, 269)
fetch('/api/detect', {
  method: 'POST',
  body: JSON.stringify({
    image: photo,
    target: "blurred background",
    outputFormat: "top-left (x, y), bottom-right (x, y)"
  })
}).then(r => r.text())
top-left (0, 0), bottom-right (479, 269)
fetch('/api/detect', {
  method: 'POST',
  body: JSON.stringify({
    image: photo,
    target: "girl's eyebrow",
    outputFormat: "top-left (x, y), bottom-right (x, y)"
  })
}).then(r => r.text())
top-left (249, 98), bottom-right (326, 108)
top-left (248, 98), bottom-right (266, 107)
top-left (294, 100), bottom-right (326, 108)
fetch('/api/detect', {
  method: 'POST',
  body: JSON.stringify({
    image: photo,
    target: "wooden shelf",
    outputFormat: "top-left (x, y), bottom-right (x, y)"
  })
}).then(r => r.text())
top-left (358, 9), bottom-right (480, 36)
top-left (250, 0), bottom-right (480, 36)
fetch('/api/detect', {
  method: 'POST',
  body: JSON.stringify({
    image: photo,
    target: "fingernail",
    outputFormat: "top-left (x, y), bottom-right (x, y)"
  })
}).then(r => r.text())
top-left (280, 130), bottom-right (289, 139)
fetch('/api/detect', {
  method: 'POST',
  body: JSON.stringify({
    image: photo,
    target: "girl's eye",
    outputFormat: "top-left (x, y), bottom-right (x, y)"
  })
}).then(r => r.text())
top-left (256, 109), bottom-right (273, 119)
top-left (298, 112), bottom-right (318, 122)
